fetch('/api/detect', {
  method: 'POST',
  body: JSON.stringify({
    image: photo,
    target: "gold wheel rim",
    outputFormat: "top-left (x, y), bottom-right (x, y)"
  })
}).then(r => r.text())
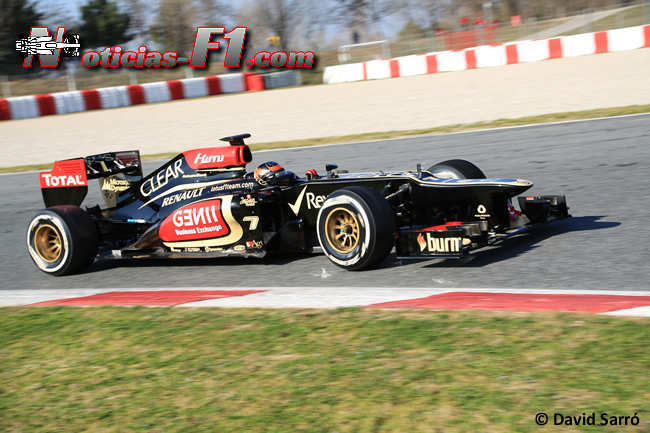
top-left (34, 224), bottom-right (62, 263)
top-left (325, 208), bottom-right (360, 254)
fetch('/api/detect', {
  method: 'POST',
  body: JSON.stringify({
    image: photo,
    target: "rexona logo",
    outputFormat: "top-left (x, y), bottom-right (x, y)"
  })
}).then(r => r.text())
top-left (288, 186), bottom-right (327, 215)
top-left (417, 233), bottom-right (462, 254)
top-left (159, 199), bottom-right (230, 242)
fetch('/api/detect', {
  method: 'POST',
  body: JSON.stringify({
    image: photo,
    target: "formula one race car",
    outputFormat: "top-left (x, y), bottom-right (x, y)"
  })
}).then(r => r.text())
top-left (15, 33), bottom-right (80, 58)
top-left (27, 134), bottom-right (569, 276)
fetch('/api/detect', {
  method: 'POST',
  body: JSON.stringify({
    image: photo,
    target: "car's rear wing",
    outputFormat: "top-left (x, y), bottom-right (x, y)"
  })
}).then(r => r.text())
top-left (40, 151), bottom-right (142, 208)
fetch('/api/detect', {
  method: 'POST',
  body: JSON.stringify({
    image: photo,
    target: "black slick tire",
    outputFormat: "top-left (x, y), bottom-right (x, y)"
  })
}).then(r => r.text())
top-left (316, 186), bottom-right (396, 271)
top-left (27, 205), bottom-right (98, 276)
top-left (427, 159), bottom-right (486, 179)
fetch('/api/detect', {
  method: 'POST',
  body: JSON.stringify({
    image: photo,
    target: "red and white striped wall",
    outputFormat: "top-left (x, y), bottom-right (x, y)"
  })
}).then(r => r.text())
top-left (0, 72), bottom-right (267, 121)
top-left (323, 24), bottom-right (650, 84)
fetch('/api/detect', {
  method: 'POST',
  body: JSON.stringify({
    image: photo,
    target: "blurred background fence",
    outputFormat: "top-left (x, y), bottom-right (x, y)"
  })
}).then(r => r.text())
top-left (2, 0), bottom-right (649, 96)
top-left (339, 1), bottom-right (650, 64)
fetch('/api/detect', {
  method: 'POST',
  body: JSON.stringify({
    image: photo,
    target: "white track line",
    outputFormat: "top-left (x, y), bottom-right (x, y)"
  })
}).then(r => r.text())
top-left (603, 306), bottom-right (650, 317)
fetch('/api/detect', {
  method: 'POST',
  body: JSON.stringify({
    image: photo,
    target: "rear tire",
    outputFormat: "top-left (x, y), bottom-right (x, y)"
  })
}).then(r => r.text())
top-left (27, 205), bottom-right (98, 276)
top-left (428, 159), bottom-right (486, 179)
top-left (317, 187), bottom-right (396, 271)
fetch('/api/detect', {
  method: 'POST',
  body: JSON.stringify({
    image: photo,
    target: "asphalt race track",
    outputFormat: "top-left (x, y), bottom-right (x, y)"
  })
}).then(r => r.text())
top-left (1, 114), bottom-right (649, 293)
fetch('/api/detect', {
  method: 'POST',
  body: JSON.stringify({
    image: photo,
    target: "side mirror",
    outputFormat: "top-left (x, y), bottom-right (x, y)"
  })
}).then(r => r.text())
top-left (325, 164), bottom-right (338, 178)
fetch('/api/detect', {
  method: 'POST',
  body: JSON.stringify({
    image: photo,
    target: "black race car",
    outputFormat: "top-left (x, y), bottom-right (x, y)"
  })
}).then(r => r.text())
top-left (16, 33), bottom-right (80, 58)
top-left (27, 134), bottom-right (569, 276)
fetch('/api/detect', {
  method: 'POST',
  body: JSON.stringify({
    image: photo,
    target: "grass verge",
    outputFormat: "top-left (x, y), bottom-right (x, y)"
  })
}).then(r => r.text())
top-left (0, 307), bottom-right (648, 432)
top-left (2, 104), bottom-right (650, 175)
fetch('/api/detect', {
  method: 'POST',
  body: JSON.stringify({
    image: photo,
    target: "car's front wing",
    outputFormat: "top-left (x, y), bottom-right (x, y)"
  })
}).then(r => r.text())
top-left (395, 195), bottom-right (569, 260)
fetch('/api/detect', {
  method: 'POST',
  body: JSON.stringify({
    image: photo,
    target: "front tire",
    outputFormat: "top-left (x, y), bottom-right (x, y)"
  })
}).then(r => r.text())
top-left (427, 159), bottom-right (486, 179)
top-left (317, 187), bottom-right (396, 271)
top-left (27, 206), bottom-right (98, 276)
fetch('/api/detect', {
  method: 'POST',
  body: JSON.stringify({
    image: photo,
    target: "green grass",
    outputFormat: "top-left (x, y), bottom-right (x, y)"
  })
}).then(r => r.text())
top-left (0, 307), bottom-right (648, 432)
top-left (3, 103), bottom-right (650, 175)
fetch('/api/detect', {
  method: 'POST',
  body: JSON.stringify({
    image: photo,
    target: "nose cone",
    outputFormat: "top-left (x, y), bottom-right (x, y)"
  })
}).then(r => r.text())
top-left (488, 178), bottom-right (533, 188)
top-left (488, 178), bottom-right (534, 197)
top-left (512, 179), bottom-right (534, 195)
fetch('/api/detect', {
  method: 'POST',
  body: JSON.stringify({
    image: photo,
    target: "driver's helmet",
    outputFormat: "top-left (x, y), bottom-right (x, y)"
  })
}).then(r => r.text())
top-left (254, 161), bottom-right (285, 186)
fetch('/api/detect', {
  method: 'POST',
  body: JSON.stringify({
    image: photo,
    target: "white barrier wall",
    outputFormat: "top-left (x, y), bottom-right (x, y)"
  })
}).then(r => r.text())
top-left (2, 25), bottom-right (648, 120)
top-left (98, 86), bottom-right (130, 109)
top-left (437, 50), bottom-right (467, 72)
top-left (397, 55), bottom-right (427, 77)
top-left (0, 71), bottom-right (286, 121)
top-left (366, 59), bottom-right (392, 80)
top-left (322, 25), bottom-right (650, 84)
top-left (516, 39), bottom-right (551, 63)
top-left (323, 63), bottom-right (366, 84)
top-left (609, 26), bottom-right (645, 51)
top-left (53, 91), bottom-right (86, 114)
top-left (562, 33), bottom-right (596, 57)
top-left (142, 82), bottom-right (171, 104)
top-left (7, 96), bottom-right (40, 119)
top-left (181, 78), bottom-right (209, 99)
top-left (219, 74), bottom-right (246, 93)
top-left (475, 45), bottom-right (507, 68)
